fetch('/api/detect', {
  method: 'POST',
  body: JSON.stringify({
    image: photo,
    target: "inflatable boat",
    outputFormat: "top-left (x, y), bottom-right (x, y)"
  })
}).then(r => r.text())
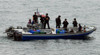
top-left (5, 25), bottom-right (96, 41)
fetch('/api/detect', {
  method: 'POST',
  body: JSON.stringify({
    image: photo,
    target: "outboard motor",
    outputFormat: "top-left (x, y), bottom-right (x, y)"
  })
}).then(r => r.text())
top-left (13, 31), bottom-right (22, 41)
top-left (5, 26), bottom-right (15, 37)
top-left (5, 26), bottom-right (14, 32)
top-left (17, 26), bottom-right (22, 29)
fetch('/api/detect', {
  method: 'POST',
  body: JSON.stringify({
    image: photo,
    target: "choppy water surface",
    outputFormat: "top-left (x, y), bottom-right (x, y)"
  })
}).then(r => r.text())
top-left (0, 0), bottom-right (99, 55)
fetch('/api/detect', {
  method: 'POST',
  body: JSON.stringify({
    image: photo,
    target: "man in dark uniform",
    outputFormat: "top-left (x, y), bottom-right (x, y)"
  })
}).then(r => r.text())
top-left (63, 19), bottom-right (69, 28)
top-left (56, 15), bottom-right (61, 28)
top-left (73, 18), bottom-right (78, 27)
top-left (78, 24), bottom-right (82, 32)
top-left (33, 12), bottom-right (38, 23)
top-left (44, 13), bottom-right (50, 29)
top-left (40, 15), bottom-right (45, 29)
top-left (40, 15), bottom-right (45, 24)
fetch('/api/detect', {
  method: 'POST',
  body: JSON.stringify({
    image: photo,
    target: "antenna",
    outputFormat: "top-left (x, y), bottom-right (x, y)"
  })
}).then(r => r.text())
top-left (36, 8), bottom-right (39, 16)
top-left (37, 8), bottom-right (38, 13)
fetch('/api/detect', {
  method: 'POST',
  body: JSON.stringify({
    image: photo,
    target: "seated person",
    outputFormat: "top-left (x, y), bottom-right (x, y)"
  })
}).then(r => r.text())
top-left (83, 25), bottom-right (86, 32)
top-left (70, 28), bottom-right (74, 33)
top-left (28, 19), bottom-right (31, 24)
top-left (27, 19), bottom-right (32, 28)
top-left (84, 28), bottom-right (86, 32)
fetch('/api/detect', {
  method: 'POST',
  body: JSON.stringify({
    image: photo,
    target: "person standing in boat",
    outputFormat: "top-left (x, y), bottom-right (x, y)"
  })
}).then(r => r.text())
top-left (55, 15), bottom-right (61, 28)
top-left (44, 13), bottom-right (50, 29)
top-left (63, 19), bottom-right (69, 29)
top-left (40, 15), bottom-right (45, 29)
top-left (33, 12), bottom-right (38, 23)
top-left (72, 18), bottom-right (78, 27)
top-left (78, 24), bottom-right (82, 32)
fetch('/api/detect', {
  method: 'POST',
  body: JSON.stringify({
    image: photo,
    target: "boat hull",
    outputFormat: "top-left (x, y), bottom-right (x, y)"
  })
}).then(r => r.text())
top-left (22, 29), bottom-right (95, 41)
top-left (5, 26), bottom-right (96, 41)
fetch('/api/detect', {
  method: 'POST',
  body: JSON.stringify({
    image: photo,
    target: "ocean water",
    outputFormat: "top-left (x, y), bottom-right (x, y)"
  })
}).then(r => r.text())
top-left (0, 0), bottom-right (99, 55)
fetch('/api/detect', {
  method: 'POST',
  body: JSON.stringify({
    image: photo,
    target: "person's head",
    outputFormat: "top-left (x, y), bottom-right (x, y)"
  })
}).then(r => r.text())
top-left (65, 19), bottom-right (67, 21)
top-left (34, 12), bottom-right (36, 15)
top-left (74, 18), bottom-right (76, 20)
top-left (29, 19), bottom-right (31, 21)
top-left (58, 15), bottom-right (61, 18)
top-left (28, 19), bottom-right (31, 24)
top-left (79, 24), bottom-right (81, 26)
top-left (46, 13), bottom-right (48, 16)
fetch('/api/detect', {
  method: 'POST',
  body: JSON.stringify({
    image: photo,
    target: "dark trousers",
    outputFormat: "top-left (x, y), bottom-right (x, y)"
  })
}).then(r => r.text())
top-left (73, 25), bottom-right (77, 27)
top-left (44, 22), bottom-right (50, 29)
top-left (63, 25), bottom-right (68, 29)
top-left (34, 19), bottom-right (38, 23)
top-left (56, 24), bottom-right (60, 28)
top-left (41, 22), bottom-right (44, 29)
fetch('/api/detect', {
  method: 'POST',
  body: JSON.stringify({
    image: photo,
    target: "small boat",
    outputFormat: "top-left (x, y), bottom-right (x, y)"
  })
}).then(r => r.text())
top-left (5, 24), bottom-right (96, 41)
